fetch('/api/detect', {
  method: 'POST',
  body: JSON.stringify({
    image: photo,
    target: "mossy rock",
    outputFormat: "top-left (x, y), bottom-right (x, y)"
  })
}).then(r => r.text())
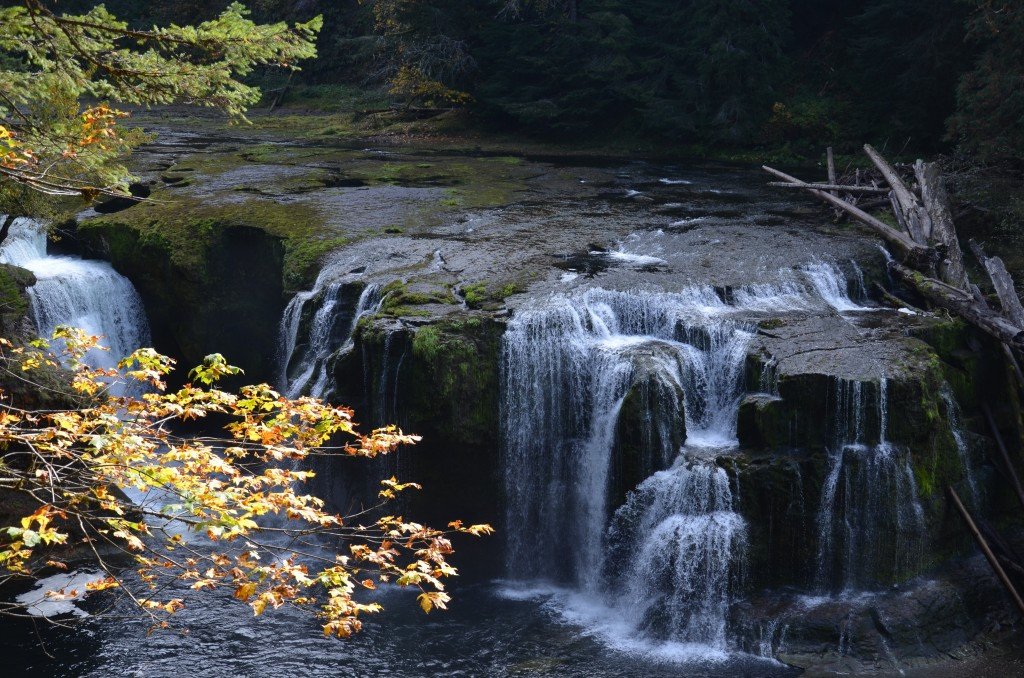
top-left (738, 337), bottom-right (988, 587)
top-left (378, 280), bottom-right (458, 316)
top-left (0, 264), bottom-right (34, 322)
top-left (79, 194), bottom-right (338, 291)
top-left (331, 312), bottom-right (506, 571)
top-left (462, 281), bottom-right (523, 311)
top-left (0, 264), bottom-right (83, 411)
top-left (725, 452), bottom-right (818, 591)
top-left (610, 363), bottom-right (687, 510)
top-left (75, 221), bottom-right (285, 383)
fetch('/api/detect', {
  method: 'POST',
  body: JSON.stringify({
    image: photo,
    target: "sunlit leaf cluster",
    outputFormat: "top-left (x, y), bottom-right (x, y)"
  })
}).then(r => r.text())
top-left (0, 327), bottom-right (491, 637)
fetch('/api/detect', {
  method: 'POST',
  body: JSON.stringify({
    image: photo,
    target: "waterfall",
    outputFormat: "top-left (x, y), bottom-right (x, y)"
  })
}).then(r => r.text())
top-left (501, 288), bottom-right (751, 581)
top-left (802, 261), bottom-right (865, 313)
top-left (815, 379), bottom-right (925, 591)
top-left (279, 275), bottom-right (382, 399)
top-left (941, 384), bottom-right (980, 507)
top-left (849, 259), bottom-right (868, 302)
top-left (0, 218), bottom-right (150, 394)
top-left (365, 329), bottom-right (409, 428)
top-left (605, 459), bottom-right (747, 649)
top-left (501, 283), bottom-right (822, 654)
top-left (758, 356), bottom-right (780, 396)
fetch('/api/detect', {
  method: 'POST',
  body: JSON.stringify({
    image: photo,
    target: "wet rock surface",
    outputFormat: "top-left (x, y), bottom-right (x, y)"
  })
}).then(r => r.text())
top-left (733, 549), bottom-right (1021, 675)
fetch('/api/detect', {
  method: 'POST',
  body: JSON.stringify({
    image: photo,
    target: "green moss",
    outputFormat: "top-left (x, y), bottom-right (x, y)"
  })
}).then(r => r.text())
top-left (463, 281), bottom-right (522, 309)
top-left (411, 326), bottom-right (444, 362)
top-left (0, 264), bottom-right (32, 317)
top-left (876, 209), bottom-right (901, 229)
top-left (401, 316), bottom-right (504, 441)
top-left (498, 282), bottom-right (521, 298)
top-left (463, 282), bottom-right (487, 307)
top-left (758, 318), bottom-right (786, 331)
top-left (914, 461), bottom-right (936, 498)
top-left (81, 195), bottom-right (337, 290)
top-left (378, 281), bottom-right (457, 316)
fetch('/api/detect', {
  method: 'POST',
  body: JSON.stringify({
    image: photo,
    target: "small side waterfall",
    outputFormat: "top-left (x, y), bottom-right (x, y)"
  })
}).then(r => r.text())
top-left (279, 275), bottom-right (382, 399)
top-left (803, 261), bottom-right (865, 313)
top-left (0, 218), bottom-right (150, 393)
top-left (849, 259), bottom-right (868, 302)
top-left (605, 460), bottom-right (746, 649)
top-left (364, 329), bottom-right (409, 428)
top-left (815, 379), bottom-right (925, 591)
top-left (941, 384), bottom-right (980, 507)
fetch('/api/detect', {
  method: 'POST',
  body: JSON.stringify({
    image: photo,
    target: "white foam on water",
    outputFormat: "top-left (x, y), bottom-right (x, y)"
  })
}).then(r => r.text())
top-left (802, 261), bottom-right (866, 313)
top-left (15, 569), bottom-right (106, 618)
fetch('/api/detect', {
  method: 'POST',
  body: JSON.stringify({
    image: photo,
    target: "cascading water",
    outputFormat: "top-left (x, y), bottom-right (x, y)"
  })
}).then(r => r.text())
top-left (501, 287), bottom-right (744, 582)
top-left (604, 458), bottom-right (747, 651)
top-left (941, 383), bottom-right (981, 507)
top-left (501, 278), bottom-right (865, 656)
top-left (279, 275), bottom-right (382, 399)
top-left (365, 329), bottom-right (409, 428)
top-left (0, 218), bottom-right (150, 394)
top-left (803, 261), bottom-right (865, 313)
top-left (815, 378), bottom-right (925, 591)
top-left (849, 260), bottom-right (868, 302)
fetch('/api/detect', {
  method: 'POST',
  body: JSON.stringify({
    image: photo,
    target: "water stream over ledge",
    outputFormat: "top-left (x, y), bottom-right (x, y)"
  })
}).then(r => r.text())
top-left (499, 271), bottom-right (861, 662)
top-left (0, 218), bottom-right (150, 393)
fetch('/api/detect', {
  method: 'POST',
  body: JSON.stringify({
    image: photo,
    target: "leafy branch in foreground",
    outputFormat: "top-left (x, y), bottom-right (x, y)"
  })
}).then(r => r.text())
top-left (0, 327), bottom-right (491, 637)
top-left (0, 1), bottom-right (321, 201)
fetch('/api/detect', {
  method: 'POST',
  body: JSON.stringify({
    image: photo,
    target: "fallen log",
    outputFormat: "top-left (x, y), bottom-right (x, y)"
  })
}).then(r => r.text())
top-left (969, 240), bottom-right (1024, 329)
top-left (767, 182), bottom-right (889, 194)
top-left (916, 161), bottom-right (969, 290)
top-left (949, 485), bottom-right (1024, 618)
top-left (762, 165), bottom-right (934, 270)
top-left (864, 144), bottom-right (932, 245)
top-left (873, 282), bottom-right (924, 313)
top-left (889, 262), bottom-right (1024, 351)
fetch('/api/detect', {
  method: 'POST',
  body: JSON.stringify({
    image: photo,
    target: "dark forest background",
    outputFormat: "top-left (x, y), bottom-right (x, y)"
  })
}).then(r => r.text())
top-left (40, 1), bottom-right (1024, 161)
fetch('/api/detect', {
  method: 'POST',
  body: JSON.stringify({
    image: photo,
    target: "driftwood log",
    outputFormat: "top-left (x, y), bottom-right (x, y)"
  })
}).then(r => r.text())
top-left (763, 146), bottom-right (1024, 356)
top-left (889, 263), bottom-right (1024, 350)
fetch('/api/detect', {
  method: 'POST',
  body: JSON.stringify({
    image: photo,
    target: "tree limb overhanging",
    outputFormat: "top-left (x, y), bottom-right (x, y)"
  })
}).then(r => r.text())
top-left (0, 330), bottom-right (493, 635)
top-left (0, 2), bottom-right (322, 206)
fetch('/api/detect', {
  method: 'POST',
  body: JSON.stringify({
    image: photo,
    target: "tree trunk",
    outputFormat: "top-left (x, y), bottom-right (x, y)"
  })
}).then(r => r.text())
top-left (864, 144), bottom-right (932, 245)
top-left (767, 182), bottom-right (888, 194)
top-left (890, 262), bottom-right (1024, 350)
top-left (969, 240), bottom-right (1024, 329)
top-left (826, 146), bottom-right (837, 198)
top-left (916, 161), bottom-right (969, 290)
